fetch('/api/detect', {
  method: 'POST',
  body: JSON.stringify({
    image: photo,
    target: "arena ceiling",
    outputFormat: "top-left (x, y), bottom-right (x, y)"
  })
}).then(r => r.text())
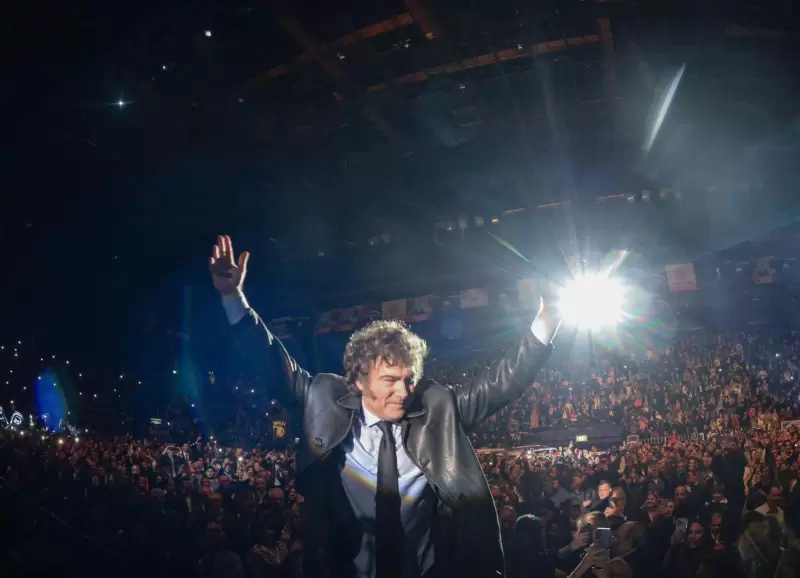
top-left (1, 0), bottom-right (799, 346)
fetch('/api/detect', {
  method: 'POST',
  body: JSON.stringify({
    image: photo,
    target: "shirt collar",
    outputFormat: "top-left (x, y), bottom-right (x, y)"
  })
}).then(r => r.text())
top-left (361, 399), bottom-right (384, 428)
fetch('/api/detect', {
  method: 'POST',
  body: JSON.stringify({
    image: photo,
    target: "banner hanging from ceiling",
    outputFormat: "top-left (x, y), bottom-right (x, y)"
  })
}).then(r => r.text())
top-left (665, 263), bottom-right (697, 292)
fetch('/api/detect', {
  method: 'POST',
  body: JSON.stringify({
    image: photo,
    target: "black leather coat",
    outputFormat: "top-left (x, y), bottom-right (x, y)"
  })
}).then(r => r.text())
top-left (230, 308), bottom-right (553, 578)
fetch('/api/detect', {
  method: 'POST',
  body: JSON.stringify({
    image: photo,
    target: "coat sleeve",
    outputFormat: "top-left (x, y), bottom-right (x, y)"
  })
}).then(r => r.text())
top-left (228, 307), bottom-right (312, 408)
top-left (454, 329), bottom-right (553, 430)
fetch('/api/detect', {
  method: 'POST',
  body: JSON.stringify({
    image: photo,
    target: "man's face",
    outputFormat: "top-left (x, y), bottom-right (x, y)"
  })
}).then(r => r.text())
top-left (688, 459), bottom-right (697, 472)
top-left (356, 359), bottom-right (412, 422)
top-left (598, 483), bottom-right (611, 500)
top-left (768, 487), bottom-right (781, 509)
top-left (674, 486), bottom-right (688, 503)
top-left (710, 514), bottom-right (722, 534)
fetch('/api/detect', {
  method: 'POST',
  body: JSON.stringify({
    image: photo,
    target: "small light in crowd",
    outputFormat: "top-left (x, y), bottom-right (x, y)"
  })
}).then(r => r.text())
top-left (79, 373), bottom-right (82, 377)
top-left (93, 393), bottom-right (97, 398)
top-left (52, 355), bottom-right (55, 359)
top-left (85, 429), bottom-right (88, 433)
top-left (250, 389), bottom-right (255, 393)
top-left (58, 439), bottom-right (63, 444)
top-left (113, 389), bottom-right (116, 392)
top-left (238, 456), bottom-right (243, 462)
top-left (10, 400), bottom-right (14, 404)
top-left (14, 353), bottom-right (17, 357)
top-left (41, 435), bottom-right (46, 441)
top-left (172, 369), bottom-right (177, 375)
top-left (79, 392), bottom-right (83, 396)
top-left (38, 376), bottom-right (41, 380)
top-left (40, 358), bottom-right (43, 361)
top-left (167, 421), bottom-right (171, 426)
top-left (67, 412), bottom-right (71, 415)
top-left (137, 381), bottom-right (141, 385)
top-left (18, 340), bottom-right (21, 345)
top-left (8, 370), bottom-right (12, 374)
top-left (191, 404), bottom-right (195, 408)
top-left (75, 437), bottom-right (79, 443)
top-left (19, 430), bottom-right (24, 436)
top-left (66, 360), bottom-right (70, 364)
top-left (22, 386), bottom-right (26, 391)
top-left (204, 29), bottom-right (212, 37)
top-left (162, 64), bottom-right (167, 70)
top-left (119, 374), bottom-right (123, 379)
top-left (235, 386), bottom-right (239, 390)
top-left (271, 399), bottom-right (276, 405)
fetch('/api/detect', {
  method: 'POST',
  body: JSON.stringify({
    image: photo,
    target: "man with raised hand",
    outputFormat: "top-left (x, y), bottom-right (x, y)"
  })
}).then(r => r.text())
top-left (210, 234), bottom-right (561, 578)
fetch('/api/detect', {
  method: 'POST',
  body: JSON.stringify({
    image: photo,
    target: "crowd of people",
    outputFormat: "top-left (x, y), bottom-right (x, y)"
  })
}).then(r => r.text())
top-left (0, 432), bottom-right (304, 577)
top-left (436, 331), bottom-right (800, 449)
top-left (2, 329), bottom-right (800, 577)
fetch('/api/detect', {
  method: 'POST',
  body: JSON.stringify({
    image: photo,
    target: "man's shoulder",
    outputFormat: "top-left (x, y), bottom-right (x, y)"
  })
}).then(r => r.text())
top-left (416, 379), bottom-right (457, 403)
top-left (308, 372), bottom-right (348, 398)
top-left (311, 372), bottom-right (347, 384)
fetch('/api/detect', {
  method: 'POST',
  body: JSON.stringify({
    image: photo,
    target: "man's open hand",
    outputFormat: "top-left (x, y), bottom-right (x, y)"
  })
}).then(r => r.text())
top-left (209, 235), bottom-right (249, 295)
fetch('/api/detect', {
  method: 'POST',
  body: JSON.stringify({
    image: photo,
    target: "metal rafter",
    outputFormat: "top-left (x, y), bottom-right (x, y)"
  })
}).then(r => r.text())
top-left (278, 14), bottom-right (396, 139)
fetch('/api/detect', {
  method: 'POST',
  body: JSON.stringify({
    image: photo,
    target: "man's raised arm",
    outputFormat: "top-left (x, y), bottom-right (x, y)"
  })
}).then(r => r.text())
top-left (455, 298), bottom-right (560, 429)
top-left (210, 235), bottom-right (311, 406)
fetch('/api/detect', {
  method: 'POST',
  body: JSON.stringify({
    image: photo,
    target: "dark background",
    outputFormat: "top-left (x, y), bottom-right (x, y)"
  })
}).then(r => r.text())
top-left (1, 0), bottom-right (799, 382)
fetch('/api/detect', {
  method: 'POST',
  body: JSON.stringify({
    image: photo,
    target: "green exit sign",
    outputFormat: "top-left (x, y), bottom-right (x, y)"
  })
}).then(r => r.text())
top-left (575, 434), bottom-right (589, 443)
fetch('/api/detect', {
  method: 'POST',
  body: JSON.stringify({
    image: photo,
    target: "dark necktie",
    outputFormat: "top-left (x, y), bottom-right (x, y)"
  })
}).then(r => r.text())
top-left (375, 420), bottom-right (403, 578)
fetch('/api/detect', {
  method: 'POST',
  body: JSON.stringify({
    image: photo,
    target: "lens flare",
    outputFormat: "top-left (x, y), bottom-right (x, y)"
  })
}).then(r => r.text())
top-left (558, 273), bottom-right (625, 330)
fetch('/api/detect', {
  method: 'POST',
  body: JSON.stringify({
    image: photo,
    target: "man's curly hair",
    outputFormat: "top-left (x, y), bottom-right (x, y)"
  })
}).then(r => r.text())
top-left (343, 320), bottom-right (429, 390)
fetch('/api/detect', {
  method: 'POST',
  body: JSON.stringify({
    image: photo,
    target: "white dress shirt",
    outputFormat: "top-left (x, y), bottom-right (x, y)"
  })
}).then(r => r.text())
top-left (340, 402), bottom-right (435, 578)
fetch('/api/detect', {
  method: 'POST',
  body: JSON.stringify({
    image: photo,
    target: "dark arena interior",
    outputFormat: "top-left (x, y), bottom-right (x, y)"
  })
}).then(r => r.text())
top-left (2, 1), bottom-right (800, 577)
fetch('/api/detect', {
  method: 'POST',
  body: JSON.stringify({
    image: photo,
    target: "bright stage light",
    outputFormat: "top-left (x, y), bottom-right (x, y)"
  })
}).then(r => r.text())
top-left (558, 273), bottom-right (625, 330)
